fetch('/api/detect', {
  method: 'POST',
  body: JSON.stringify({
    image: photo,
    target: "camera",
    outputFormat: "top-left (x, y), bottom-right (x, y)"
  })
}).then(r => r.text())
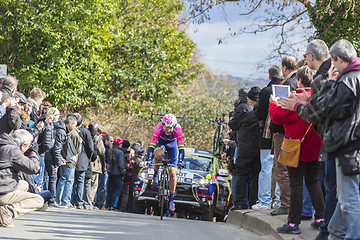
top-left (37, 114), bottom-right (47, 122)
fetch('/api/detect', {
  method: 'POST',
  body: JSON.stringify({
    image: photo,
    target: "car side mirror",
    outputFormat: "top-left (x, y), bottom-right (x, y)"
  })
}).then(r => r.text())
top-left (218, 169), bottom-right (229, 177)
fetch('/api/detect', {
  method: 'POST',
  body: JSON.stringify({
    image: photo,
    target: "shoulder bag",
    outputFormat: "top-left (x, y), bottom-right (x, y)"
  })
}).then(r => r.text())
top-left (278, 124), bottom-right (312, 168)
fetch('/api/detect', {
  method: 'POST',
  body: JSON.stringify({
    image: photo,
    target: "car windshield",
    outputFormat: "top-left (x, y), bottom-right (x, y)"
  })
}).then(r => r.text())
top-left (183, 155), bottom-right (212, 171)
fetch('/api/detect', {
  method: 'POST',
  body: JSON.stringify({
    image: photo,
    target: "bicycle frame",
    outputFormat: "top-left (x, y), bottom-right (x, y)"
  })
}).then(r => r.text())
top-left (210, 113), bottom-right (228, 157)
top-left (152, 159), bottom-right (178, 220)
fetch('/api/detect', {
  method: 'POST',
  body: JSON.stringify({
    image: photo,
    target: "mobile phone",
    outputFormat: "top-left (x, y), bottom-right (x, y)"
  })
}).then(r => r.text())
top-left (272, 85), bottom-right (290, 98)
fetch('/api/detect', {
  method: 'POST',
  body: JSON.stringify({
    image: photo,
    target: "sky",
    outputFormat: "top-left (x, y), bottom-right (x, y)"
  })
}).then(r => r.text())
top-left (182, 1), bottom-right (314, 80)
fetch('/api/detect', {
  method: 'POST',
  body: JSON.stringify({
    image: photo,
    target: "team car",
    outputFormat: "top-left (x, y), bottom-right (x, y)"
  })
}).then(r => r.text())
top-left (133, 148), bottom-right (230, 221)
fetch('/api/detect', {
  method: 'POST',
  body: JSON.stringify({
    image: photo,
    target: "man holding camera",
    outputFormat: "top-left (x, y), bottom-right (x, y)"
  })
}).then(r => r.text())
top-left (0, 129), bottom-right (44, 228)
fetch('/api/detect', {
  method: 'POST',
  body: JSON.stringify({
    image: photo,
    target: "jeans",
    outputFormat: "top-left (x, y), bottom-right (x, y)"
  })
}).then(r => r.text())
top-left (33, 155), bottom-right (45, 191)
top-left (328, 157), bottom-right (360, 240)
top-left (72, 171), bottom-right (86, 206)
top-left (302, 179), bottom-right (314, 217)
top-left (94, 173), bottom-right (108, 208)
top-left (56, 166), bottom-right (75, 206)
top-left (45, 162), bottom-right (57, 204)
top-left (39, 190), bottom-right (52, 203)
top-left (320, 158), bottom-right (337, 235)
top-left (258, 149), bottom-right (275, 206)
top-left (231, 174), bottom-right (240, 206)
top-left (106, 175), bottom-right (123, 209)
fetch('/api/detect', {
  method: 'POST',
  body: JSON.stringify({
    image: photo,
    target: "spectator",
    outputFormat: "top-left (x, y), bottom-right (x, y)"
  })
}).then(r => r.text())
top-left (106, 138), bottom-right (125, 210)
top-left (44, 108), bottom-right (67, 207)
top-left (71, 113), bottom-right (94, 209)
top-left (269, 56), bottom-right (298, 216)
top-left (228, 87), bottom-right (261, 209)
top-left (270, 66), bottom-right (324, 234)
top-left (27, 87), bottom-right (46, 124)
top-left (0, 75), bottom-right (18, 104)
top-left (0, 91), bottom-right (22, 135)
top-left (316, 39), bottom-right (360, 240)
top-left (119, 140), bottom-right (132, 212)
top-left (83, 121), bottom-right (102, 210)
top-left (89, 122), bottom-right (105, 207)
top-left (0, 129), bottom-right (44, 228)
top-left (127, 142), bottom-right (145, 212)
top-left (55, 114), bottom-right (82, 208)
top-left (93, 134), bottom-right (112, 210)
top-left (278, 39), bottom-right (336, 240)
top-left (252, 65), bottom-right (282, 210)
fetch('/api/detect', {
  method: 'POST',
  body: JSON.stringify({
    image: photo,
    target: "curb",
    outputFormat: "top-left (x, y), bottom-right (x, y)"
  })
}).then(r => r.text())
top-left (227, 209), bottom-right (307, 240)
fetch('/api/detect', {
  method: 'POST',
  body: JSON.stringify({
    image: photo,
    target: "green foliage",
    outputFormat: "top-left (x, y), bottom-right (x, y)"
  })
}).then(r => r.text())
top-left (308, 0), bottom-right (360, 50)
top-left (0, 0), bottom-right (200, 109)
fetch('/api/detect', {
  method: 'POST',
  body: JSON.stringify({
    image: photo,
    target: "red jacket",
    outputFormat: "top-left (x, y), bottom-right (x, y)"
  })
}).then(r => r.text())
top-left (269, 89), bottom-right (322, 162)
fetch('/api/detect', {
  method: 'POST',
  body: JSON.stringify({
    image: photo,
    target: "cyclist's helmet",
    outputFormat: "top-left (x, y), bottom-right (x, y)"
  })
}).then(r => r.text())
top-left (162, 113), bottom-right (177, 128)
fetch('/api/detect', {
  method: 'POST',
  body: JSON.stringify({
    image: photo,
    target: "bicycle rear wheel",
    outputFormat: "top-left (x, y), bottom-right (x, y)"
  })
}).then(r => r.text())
top-left (213, 126), bottom-right (220, 155)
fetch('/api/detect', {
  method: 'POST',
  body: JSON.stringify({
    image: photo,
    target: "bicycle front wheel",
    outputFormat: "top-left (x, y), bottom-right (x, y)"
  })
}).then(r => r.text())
top-left (160, 169), bottom-right (167, 220)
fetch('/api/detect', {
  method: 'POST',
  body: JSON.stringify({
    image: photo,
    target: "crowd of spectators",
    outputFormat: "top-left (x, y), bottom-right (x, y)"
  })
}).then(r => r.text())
top-left (0, 78), bottom-right (145, 228)
top-left (224, 39), bottom-right (360, 240)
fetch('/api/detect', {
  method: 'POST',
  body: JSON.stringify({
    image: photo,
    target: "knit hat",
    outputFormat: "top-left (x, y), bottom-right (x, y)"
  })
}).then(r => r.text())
top-left (47, 107), bottom-right (60, 122)
top-left (247, 86), bottom-right (261, 101)
top-left (113, 138), bottom-right (123, 145)
top-left (122, 140), bottom-right (130, 149)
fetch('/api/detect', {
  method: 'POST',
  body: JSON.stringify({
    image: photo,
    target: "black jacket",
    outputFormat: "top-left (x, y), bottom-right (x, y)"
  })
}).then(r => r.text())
top-left (110, 145), bottom-right (125, 176)
top-left (318, 65), bottom-right (360, 153)
top-left (45, 120), bottom-right (68, 167)
top-left (36, 123), bottom-right (54, 155)
top-left (0, 106), bottom-right (22, 135)
top-left (254, 78), bottom-right (282, 149)
top-left (102, 144), bottom-right (112, 174)
top-left (76, 126), bottom-right (94, 172)
top-left (228, 90), bottom-right (260, 158)
top-left (0, 133), bottom-right (40, 196)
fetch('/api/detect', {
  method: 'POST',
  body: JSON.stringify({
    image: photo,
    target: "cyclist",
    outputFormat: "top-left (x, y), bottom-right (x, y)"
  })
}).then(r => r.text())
top-left (147, 113), bottom-right (184, 212)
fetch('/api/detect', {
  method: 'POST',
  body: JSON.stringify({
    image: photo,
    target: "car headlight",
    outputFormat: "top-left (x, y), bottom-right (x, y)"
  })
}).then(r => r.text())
top-left (192, 178), bottom-right (210, 185)
top-left (139, 172), bottom-right (147, 180)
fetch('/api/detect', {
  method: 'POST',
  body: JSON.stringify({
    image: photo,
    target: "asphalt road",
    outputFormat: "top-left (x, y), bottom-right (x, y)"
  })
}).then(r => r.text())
top-left (0, 207), bottom-right (275, 240)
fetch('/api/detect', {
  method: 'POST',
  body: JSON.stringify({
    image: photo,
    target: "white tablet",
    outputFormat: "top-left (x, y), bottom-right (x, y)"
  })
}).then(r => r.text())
top-left (272, 84), bottom-right (290, 98)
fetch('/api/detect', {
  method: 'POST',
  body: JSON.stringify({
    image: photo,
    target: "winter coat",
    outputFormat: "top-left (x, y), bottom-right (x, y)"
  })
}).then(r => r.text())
top-left (103, 144), bottom-right (112, 174)
top-left (0, 133), bottom-right (40, 196)
top-left (317, 57), bottom-right (360, 154)
top-left (110, 145), bottom-right (125, 176)
top-left (36, 123), bottom-right (54, 156)
top-left (76, 126), bottom-right (94, 172)
top-left (91, 135), bottom-right (105, 174)
top-left (254, 78), bottom-right (282, 149)
top-left (269, 88), bottom-right (322, 162)
top-left (45, 120), bottom-right (67, 167)
top-left (296, 58), bottom-right (333, 137)
top-left (0, 106), bottom-right (21, 135)
top-left (228, 90), bottom-right (260, 158)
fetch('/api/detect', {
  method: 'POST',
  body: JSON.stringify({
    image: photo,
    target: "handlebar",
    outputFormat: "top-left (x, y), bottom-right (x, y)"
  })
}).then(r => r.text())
top-left (150, 110), bottom-right (186, 125)
top-left (140, 161), bottom-right (181, 169)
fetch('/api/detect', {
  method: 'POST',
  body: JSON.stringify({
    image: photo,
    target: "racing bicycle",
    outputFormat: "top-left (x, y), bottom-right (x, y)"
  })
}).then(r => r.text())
top-left (210, 113), bottom-right (228, 158)
top-left (151, 153), bottom-right (180, 220)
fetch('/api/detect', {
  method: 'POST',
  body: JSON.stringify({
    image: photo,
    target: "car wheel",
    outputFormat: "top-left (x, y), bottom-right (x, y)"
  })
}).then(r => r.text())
top-left (201, 206), bottom-right (214, 221)
top-left (133, 202), bottom-right (146, 214)
top-left (176, 212), bottom-right (186, 218)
